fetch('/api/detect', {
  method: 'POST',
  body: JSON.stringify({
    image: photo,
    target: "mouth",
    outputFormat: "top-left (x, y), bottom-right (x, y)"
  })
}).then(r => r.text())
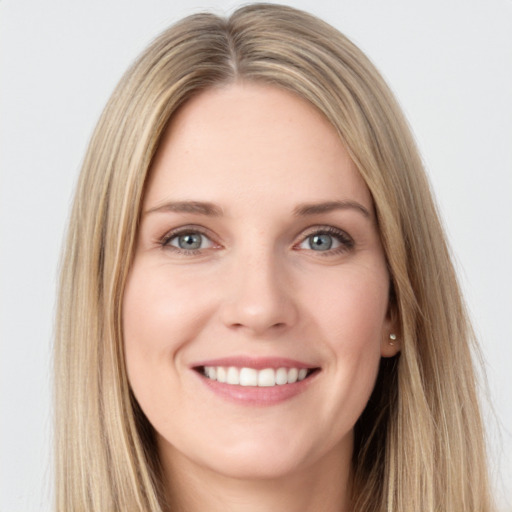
top-left (190, 357), bottom-right (321, 405)
top-left (195, 365), bottom-right (320, 387)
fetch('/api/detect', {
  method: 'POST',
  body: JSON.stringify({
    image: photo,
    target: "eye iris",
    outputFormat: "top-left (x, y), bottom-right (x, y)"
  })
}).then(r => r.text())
top-left (309, 234), bottom-right (333, 251)
top-left (178, 233), bottom-right (202, 250)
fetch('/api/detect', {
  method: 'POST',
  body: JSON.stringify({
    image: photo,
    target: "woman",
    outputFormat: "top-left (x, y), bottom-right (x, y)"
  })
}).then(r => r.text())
top-left (54, 4), bottom-right (494, 511)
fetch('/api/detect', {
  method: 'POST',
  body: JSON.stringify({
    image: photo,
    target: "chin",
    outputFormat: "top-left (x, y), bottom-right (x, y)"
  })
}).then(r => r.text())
top-left (159, 424), bottom-right (350, 483)
top-left (207, 446), bottom-right (308, 480)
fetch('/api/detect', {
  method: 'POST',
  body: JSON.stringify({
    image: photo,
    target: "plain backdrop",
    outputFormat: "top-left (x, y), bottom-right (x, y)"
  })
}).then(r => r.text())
top-left (1, 0), bottom-right (511, 510)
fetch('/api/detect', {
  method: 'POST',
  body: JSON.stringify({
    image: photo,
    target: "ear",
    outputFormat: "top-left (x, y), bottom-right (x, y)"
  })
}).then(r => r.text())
top-left (381, 301), bottom-right (401, 358)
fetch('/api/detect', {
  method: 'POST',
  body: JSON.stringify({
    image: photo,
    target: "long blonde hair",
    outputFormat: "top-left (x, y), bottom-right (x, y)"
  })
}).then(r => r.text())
top-left (54, 4), bottom-right (493, 511)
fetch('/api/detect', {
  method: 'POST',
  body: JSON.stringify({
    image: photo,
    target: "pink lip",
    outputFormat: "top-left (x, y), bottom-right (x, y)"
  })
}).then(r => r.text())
top-left (190, 357), bottom-right (321, 407)
top-left (190, 356), bottom-right (316, 370)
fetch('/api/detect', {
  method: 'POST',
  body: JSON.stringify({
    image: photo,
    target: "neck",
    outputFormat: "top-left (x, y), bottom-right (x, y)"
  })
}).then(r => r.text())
top-left (159, 440), bottom-right (353, 512)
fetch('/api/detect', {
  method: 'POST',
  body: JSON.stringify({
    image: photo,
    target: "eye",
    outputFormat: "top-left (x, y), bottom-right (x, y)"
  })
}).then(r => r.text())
top-left (162, 229), bottom-right (215, 253)
top-left (297, 227), bottom-right (354, 254)
top-left (304, 233), bottom-right (337, 251)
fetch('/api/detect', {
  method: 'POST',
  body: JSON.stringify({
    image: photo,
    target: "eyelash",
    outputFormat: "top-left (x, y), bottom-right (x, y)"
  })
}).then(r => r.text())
top-left (296, 226), bottom-right (355, 255)
top-left (158, 225), bottom-right (354, 256)
top-left (159, 226), bottom-right (215, 256)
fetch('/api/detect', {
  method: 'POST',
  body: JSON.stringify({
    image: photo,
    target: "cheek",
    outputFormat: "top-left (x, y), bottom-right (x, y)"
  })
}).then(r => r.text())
top-left (305, 266), bottom-right (389, 415)
top-left (122, 261), bottom-right (207, 409)
top-left (310, 264), bottom-right (389, 349)
top-left (123, 261), bottom-right (208, 354)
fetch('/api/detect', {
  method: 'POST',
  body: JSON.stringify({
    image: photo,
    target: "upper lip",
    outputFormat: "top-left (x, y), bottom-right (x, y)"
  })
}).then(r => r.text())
top-left (191, 356), bottom-right (319, 370)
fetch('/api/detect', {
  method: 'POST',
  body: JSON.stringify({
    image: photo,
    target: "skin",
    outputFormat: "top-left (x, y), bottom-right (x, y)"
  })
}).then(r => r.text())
top-left (123, 82), bottom-right (399, 512)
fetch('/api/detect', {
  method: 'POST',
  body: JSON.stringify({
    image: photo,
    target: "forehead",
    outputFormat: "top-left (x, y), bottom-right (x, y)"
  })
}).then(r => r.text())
top-left (145, 82), bottom-right (373, 214)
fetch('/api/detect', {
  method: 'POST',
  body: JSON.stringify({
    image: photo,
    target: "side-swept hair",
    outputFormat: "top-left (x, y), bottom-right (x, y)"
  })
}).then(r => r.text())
top-left (55, 4), bottom-right (493, 511)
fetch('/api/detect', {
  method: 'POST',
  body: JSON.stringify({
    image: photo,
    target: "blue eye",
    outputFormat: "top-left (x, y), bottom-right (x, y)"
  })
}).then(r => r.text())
top-left (307, 233), bottom-right (335, 251)
top-left (297, 228), bottom-right (353, 253)
top-left (166, 231), bottom-right (213, 251)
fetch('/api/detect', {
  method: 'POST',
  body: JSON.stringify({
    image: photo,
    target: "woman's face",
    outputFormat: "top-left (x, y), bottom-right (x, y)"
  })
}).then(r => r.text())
top-left (123, 82), bottom-right (398, 481)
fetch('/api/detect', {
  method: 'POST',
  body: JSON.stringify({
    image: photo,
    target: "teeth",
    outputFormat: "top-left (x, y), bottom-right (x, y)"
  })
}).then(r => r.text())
top-left (287, 368), bottom-right (298, 384)
top-left (258, 368), bottom-right (275, 387)
top-left (239, 368), bottom-right (258, 386)
top-left (275, 367), bottom-right (288, 385)
top-left (226, 367), bottom-right (240, 385)
top-left (217, 366), bottom-right (227, 383)
top-left (203, 366), bottom-right (311, 387)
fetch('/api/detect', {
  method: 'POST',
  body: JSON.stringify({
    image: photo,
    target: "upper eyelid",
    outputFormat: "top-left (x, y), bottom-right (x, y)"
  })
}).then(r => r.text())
top-left (295, 225), bottom-right (353, 242)
top-left (160, 225), bottom-right (216, 242)
top-left (298, 225), bottom-right (349, 235)
top-left (157, 223), bottom-right (353, 248)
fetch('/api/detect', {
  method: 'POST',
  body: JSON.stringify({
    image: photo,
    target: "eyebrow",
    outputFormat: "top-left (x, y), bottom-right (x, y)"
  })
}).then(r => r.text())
top-left (144, 199), bottom-right (371, 219)
top-left (293, 200), bottom-right (371, 218)
top-left (144, 201), bottom-right (223, 217)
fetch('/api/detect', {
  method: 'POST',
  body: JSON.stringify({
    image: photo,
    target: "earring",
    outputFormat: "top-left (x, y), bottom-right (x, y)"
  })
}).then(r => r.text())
top-left (389, 333), bottom-right (397, 345)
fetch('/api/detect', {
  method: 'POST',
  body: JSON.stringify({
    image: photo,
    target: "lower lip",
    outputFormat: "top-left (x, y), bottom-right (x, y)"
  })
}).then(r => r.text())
top-left (195, 371), bottom-right (318, 406)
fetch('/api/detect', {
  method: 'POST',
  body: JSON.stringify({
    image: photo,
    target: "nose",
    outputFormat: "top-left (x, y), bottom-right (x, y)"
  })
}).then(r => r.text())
top-left (219, 248), bottom-right (299, 337)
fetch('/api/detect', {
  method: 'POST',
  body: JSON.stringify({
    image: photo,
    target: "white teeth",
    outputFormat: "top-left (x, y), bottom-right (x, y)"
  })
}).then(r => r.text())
top-left (216, 366), bottom-right (227, 383)
top-left (275, 367), bottom-right (288, 385)
top-left (239, 368), bottom-right (258, 386)
top-left (202, 366), bottom-right (312, 387)
top-left (287, 368), bottom-right (299, 384)
top-left (226, 367), bottom-right (240, 385)
top-left (258, 368), bottom-right (275, 387)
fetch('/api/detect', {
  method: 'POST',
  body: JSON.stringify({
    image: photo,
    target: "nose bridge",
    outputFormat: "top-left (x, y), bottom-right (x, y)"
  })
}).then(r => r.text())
top-left (221, 239), bottom-right (298, 335)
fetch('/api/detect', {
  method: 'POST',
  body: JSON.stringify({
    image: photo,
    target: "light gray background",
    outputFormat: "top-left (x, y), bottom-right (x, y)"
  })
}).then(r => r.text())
top-left (1, 0), bottom-right (511, 510)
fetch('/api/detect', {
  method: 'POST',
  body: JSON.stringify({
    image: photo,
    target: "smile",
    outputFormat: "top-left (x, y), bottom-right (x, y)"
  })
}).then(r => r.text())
top-left (200, 366), bottom-right (314, 387)
top-left (191, 357), bottom-right (320, 405)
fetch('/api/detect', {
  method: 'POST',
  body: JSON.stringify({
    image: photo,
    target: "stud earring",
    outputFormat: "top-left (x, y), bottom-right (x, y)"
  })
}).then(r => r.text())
top-left (389, 333), bottom-right (397, 345)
